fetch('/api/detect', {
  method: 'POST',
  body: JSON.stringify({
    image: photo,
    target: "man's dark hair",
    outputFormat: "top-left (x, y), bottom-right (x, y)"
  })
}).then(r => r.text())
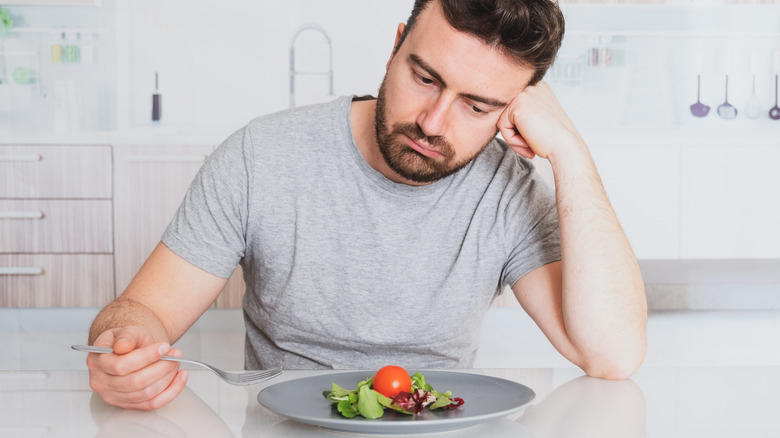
top-left (396, 0), bottom-right (565, 85)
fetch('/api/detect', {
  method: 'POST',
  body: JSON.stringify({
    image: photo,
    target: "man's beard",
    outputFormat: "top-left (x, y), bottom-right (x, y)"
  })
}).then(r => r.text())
top-left (374, 78), bottom-right (495, 184)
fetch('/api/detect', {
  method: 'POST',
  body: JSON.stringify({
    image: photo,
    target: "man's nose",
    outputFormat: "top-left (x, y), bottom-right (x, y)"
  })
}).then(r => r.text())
top-left (416, 95), bottom-right (450, 138)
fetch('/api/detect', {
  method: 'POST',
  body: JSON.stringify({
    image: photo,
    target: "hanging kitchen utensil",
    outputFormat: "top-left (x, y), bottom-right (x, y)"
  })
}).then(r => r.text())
top-left (690, 74), bottom-right (710, 117)
top-left (744, 75), bottom-right (761, 119)
top-left (717, 75), bottom-right (737, 120)
top-left (152, 71), bottom-right (161, 122)
top-left (770, 75), bottom-right (780, 120)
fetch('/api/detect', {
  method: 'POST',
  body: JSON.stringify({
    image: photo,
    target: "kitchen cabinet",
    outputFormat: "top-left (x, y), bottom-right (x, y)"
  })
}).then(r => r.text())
top-left (112, 145), bottom-right (245, 308)
top-left (680, 145), bottom-right (780, 259)
top-left (0, 200), bottom-right (112, 253)
top-left (589, 144), bottom-right (681, 259)
top-left (0, 145), bottom-right (111, 199)
top-left (588, 142), bottom-right (780, 260)
top-left (0, 144), bottom-right (114, 307)
top-left (0, 254), bottom-right (114, 307)
top-left (1, 0), bottom-right (101, 5)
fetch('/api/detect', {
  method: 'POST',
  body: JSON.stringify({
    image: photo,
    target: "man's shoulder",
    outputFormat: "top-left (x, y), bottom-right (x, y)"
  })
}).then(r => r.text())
top-left (245, 96), bottom-right (350, 133)
top-left (472, 137), bottom-right (536, 175)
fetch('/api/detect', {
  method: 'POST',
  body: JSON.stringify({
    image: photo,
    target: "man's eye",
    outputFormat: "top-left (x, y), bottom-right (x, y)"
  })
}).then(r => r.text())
top-left (471, 105), bottom-right (485, 114)
top-left (416, 74), bottom-right (434, 85)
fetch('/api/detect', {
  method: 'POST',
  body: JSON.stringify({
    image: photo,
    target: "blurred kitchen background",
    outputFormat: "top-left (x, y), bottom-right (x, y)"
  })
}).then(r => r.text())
top-left (1, 0), bottom-right (779, 371)
top-left (1, 0), bottom-right (778, 135)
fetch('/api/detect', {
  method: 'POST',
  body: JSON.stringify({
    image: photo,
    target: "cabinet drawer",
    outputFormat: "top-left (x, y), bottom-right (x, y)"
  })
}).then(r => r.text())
top-left (0, 254), bottom-right (114, 307)
top-left (0, 145), bottom-right (112, 199)
top-left (0, 200), bottom-right (112, 253)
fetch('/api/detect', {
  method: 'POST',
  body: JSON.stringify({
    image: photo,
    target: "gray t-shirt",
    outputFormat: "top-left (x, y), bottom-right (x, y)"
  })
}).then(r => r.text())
top-left (162, 95), bottom-right (560, 370)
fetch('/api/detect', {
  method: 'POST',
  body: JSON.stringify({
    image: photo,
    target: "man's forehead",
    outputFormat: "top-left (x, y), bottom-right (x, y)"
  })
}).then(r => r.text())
top-left (402, 1), bottom-right (535, 89)
top-left (407, 53), bottom-right (510, 108)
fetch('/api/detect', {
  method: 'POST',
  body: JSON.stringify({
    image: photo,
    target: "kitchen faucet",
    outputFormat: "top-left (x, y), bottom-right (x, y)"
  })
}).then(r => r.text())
top-left (289, 24), bottom-right (333, 108)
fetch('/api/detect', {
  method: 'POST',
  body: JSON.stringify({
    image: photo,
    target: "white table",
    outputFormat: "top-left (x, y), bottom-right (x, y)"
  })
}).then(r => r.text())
top-left (1, 367), bottom-right (777, 437)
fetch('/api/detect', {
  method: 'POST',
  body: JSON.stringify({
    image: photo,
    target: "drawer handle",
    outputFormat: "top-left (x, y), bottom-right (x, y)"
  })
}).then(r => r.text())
top-left (0, 154), bottom-right (43, 162)
top-left (0, 211), bottom-right (44, 219)
top-left (0, 267), bottom-right (44, 275)
top-left (123, 154), bottom-right (208, 163)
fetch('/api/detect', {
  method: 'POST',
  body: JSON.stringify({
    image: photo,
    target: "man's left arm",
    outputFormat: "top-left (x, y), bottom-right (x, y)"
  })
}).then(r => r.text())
top-left (498, 82), bottom-right (647, 379)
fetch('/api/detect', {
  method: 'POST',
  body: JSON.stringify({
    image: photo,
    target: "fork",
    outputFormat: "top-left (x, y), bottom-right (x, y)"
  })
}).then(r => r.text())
top-left (71, 344), bottom-right (282, 386)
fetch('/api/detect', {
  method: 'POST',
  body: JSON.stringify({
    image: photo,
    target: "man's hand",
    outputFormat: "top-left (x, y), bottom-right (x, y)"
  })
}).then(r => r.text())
top-left (496, 81), bottom-right (584, 161)
top-left (87, 326), bottom-right (188, 411)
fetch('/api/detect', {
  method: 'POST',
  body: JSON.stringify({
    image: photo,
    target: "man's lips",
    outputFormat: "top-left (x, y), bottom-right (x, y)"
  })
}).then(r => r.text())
top-left (404, 135), bottom-right (444, 158)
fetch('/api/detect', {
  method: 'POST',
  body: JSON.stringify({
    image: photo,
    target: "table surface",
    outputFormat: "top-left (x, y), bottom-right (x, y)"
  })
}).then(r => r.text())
top-left (1, 366), bottom-right (777, 437)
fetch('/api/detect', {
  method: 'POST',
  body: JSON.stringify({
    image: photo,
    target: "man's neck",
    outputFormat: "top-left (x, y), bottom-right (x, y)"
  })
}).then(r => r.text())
top-left (350, 98), bottom-right (378, 161)
top-left (350, 99), bottom-right (392, 182)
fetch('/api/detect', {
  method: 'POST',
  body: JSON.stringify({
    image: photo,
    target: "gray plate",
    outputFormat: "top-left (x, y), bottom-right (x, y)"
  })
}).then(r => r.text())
top-left (257, 370), bottom-right (535, 435)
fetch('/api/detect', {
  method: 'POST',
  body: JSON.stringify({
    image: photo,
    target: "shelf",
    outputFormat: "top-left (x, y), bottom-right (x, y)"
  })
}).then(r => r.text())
top-left (1, 0), bottom-right (101, 5)
top-left (0, 50), bottom-right (36, 56)
top-left (6, 27), bottom-right (110, 35)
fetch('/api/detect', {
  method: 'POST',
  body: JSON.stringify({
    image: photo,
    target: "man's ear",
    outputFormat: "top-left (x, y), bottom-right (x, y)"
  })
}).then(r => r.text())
top-left (387, 22), bottom-right (406, 70)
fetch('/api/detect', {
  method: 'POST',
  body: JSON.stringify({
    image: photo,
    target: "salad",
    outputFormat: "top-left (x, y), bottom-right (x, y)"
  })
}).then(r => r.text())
top-left (322, 365), bottom-right (465, 419)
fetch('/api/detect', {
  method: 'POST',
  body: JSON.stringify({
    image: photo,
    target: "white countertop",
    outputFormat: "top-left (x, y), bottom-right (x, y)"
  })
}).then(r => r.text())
top-left (1, 366), bottom-right (777, 437)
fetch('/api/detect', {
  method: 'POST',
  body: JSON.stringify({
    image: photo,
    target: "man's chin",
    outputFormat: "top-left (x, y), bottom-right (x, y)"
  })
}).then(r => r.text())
top-left (387, 157), bottom-right (459, 184)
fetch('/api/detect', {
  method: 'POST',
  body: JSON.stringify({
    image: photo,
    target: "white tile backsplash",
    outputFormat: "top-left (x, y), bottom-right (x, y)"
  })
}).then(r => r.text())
top-left (639, 259), bottom-right (780, 310)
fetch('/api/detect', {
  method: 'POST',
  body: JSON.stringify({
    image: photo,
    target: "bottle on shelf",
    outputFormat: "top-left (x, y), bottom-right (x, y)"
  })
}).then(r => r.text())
top-left (50, 32), bottom-right (63, 64)
top-left (63, 31), bottom-right (80, 63)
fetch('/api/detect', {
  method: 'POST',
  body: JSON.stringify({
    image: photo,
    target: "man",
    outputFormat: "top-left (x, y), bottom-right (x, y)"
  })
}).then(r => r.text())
top-left (86, 0), bottom-right (647, 410)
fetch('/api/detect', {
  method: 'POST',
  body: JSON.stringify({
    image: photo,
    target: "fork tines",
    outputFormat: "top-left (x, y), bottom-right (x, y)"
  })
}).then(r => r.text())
top-left (238, 368), bottom-right (282, 383)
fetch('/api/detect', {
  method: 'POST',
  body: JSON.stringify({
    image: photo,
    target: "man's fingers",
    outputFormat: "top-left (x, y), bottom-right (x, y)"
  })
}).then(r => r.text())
top-left (124, 370), bottom-right (189, 411)
top-left (89, 327), bottom-right (173, 377)
top-left (113, 338), bottom-right (141, 355)
top-left (97, 342), bottom-right (172, 377)
top-left (100, 369), bottom-right (189, 411)
top-left (497, 102), bottom-right (535, 155)
top-left (497, 121), bottom-right (536, 159)
top-left (105, 326), bottom-right (154, 354)
top-left (89, 355), bottom-right (181, 403)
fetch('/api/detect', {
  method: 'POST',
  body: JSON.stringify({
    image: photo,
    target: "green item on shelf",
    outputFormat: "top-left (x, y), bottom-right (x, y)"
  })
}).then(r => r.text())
top-left (0, 8), bottom-right (13, 37)
top-left (12, 67), bottom-right (34, 85)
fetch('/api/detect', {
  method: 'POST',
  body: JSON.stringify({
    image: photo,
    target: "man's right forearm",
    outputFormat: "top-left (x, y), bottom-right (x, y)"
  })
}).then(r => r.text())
top-left (88, 297), bottom-right (172, 345)
top-left (89, 242), bottom-right (230, 347)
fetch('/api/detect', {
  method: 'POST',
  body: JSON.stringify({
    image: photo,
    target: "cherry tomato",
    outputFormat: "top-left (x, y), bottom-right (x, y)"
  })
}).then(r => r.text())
top-left (372, 365), bottom-right (412, 398)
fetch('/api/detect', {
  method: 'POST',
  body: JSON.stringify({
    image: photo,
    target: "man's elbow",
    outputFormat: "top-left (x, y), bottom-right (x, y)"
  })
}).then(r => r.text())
top-left (581, 343), bottom-right (647, 380)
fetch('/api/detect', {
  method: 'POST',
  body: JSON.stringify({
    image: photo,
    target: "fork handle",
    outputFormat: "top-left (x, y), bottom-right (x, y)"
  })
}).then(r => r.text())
top-left (71, 344), bottom-right (181, 362)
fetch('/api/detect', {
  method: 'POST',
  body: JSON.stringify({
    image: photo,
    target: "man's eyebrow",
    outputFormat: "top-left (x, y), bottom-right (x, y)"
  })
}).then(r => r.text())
top-left (461, 92), bottom-right (508, 109)
top-left (409, 53), bottom-right (508, 109)
top-left (409, 53), bottom-right (446, 88)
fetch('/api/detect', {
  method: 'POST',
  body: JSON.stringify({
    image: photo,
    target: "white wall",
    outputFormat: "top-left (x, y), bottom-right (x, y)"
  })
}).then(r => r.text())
top-left (120, 0), bottom-right (411, 130)
top-left (5, 1), bottom-right (779, 136)
top-left (117, 1), bottom-right (780, 138)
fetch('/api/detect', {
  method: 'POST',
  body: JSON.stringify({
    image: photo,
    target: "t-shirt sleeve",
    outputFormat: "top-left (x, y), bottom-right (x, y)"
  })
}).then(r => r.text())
top-left (500, 156), bottom-right (561, 288)
top-left (161, 127), bottom-right (252, 279)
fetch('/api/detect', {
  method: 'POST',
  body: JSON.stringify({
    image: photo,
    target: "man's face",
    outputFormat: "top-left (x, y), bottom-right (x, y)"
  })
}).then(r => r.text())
top-left (374, 1), bottom-right (536, 185)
